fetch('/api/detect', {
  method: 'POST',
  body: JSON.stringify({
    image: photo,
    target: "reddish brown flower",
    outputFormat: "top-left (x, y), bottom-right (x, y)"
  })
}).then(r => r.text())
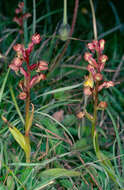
top-left (83, 86), bottom-right (92, 96)
top-left (30, 74), bottom-right (46, 88)
top-left (77, 111), bottom-right (85, 119)
top-left (13, 16), bottom-right (23, 26)
top-left (84, 52), bottom-right (92, 62)
top-left (94, 73), bottom-right (103, 81)
top-left (87, 64), bottom-right (96, 76)
top-left (9, 64), bottom-right (19, 72)
top-left (32, 33), bottom-right (41, 44)
top-left (19, 92), bottom-right (27, 100)
top-left (18, 2), bottom-right (24, 9)
top-left (99, 55), bottom-right (108, 64)
top-left (12, 57), bottom-right (23, 67)
top-left (36, 61), bottom-right (48, 72)
top-left (15, 8), bottom-right (21, 14)
top-left (98, 101), bottom-right (107, 109)
top-left (99, 39), bottom-right (105, 52)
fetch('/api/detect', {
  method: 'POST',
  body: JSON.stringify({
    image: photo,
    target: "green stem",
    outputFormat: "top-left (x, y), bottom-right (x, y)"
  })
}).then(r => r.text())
top-left (92, 82), bottom-right (100, 153)
top-left (89, 0), bottom-right (97, 40)
top-left (33, 0), bottom-right (36, 34)
top-left (23, 0), bottom-right (28, 47)
top-left (25, 59), bottom-right (31, 162)
top-left (25, 56), bottom-right (31, 133)
top-left (63, 0), bottom-right (67, 25)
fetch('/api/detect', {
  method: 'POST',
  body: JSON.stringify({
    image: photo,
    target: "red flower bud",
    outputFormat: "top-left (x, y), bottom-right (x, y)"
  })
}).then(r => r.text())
top-left (92, 40), bottom-right (99, 52)
top-left (99, 55), bottom-right (108, 63)
top-left (22, 13), bottom-right (31, 20)
top-left (87, 64), bottom-right (96, 76)
top-left (77, 112), bottom-right (85, 119)
top-left (9, 64), bottom-right (19, 72)
top-left (13, 44), bottom-right (24, 54)
top-left (12, 57), bottom-right (23, 67)
top-left (30, 74), bottom-right (46, 88)
top-left (32, 33), bottom-right (41, 44)
top-left (94, 73), bottom-right (103, 81)
top-left (84, 52), bottom-right (92, 62)
top-left (36, 61), bottom-right (48, 72)
top-left (13, 16), bottom-right (23, 26)
top-left (83, 87), bottom-right (92, 96)
top-left (99, 39), bottom-right (105, 52)
top-left (18, 2), bottom-right (24, 9)
top-left (15, 8), bottom-right (21, 14)
top-left (98, 101), bottom-right (107, 109)
top-left (18, 80), bottom-right (25, 91)
top-left (19, 92), bottom-right (27, 100)
top-left (87, 42), bottom-right (95, 52)
top-left (105, 81), bottom-right (114, 88)
top-left (84, 52), bottom-right (98, 68)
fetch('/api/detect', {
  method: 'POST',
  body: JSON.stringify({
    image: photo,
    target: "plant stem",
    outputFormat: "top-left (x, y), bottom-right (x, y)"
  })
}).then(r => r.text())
top-left (23, 0), bottom-right (28, 47)
top-left (25, 57), bottom-right (31, 135)
top-left (33, 0), bottom-right (36, 34)
top-left (89, 0), bottom-right (97, 40)
top-left (63, 0), bottom-right (67, 25)
top-left (25, 57), bottom-right (31, 162)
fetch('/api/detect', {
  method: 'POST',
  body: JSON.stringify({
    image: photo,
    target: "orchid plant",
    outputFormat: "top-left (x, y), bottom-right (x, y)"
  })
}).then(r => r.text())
top-left (80, 39), bottom-right (121, 186)
top-left (2, 33), bottom-right (48, 163)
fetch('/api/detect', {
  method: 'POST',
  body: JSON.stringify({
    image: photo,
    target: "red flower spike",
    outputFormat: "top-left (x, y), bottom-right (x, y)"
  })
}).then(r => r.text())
top-left (19, 92), bottom-right (27, 100)
top-left (12, 57), bottom-right (23, 67)
top-left (36, 61), bottom-right (48, 72)
top-left (32, 33), bottom-right (41, 44)
top-left (20, 67), bottom-right (28, 77)
top-left (13, 17), bottom-right (23, 26)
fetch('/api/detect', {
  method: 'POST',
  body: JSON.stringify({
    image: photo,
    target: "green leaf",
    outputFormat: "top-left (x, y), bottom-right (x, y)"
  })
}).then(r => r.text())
top-left (40, 168), bottom-right (81, 178)
top-left (9, 126), bottom-right (30, 160)
top-left (34, 168), bottom-right (81, 190)
top-left (0, 184), bottom-right (7, 190)
top-left (71, 138), bottom-right (92, 151)
top-left (7, 176), bottom-right (15, 190)
top-left (25, 103), bottom-right (34, 133)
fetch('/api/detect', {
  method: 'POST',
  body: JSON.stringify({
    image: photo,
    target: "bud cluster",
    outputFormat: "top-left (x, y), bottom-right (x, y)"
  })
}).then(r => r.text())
top-left (83, 39), bottom-right (114, 109)
top-left (9, 33), bottom-right (48, 100)
top-left (13, 2), bottom-right (31, 34)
